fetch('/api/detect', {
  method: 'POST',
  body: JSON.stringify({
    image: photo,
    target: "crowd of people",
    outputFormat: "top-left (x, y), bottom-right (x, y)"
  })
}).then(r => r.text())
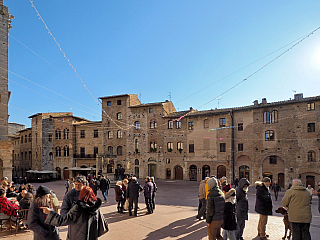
top-left (202, 175), bottom-right (320, 240)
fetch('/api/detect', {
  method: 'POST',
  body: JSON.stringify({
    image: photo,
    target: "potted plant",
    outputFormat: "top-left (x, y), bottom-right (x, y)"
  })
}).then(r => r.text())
top-left (168, 148), bottom-right (173, 152)
top-left (178, 148), bottom-right (183, 153)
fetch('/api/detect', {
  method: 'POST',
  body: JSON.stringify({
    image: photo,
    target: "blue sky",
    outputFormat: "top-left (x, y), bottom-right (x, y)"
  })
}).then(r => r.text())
top-left (5, 0), bottom-right (320, 127)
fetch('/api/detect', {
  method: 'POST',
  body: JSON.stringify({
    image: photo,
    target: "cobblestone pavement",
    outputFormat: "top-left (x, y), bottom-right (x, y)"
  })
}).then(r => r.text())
top-left (0, 179), bottom-right (319, 240)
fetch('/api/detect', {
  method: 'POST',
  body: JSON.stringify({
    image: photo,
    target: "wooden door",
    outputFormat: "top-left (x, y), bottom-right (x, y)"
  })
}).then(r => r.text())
top-left (278, 173), bottom-right (284, 188)
top-left (175, 166), bottom-right (183, 180)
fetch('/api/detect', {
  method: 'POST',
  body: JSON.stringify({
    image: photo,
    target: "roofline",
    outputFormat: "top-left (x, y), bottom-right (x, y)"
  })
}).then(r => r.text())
top-left (99, 94), bottom-right (134, 99)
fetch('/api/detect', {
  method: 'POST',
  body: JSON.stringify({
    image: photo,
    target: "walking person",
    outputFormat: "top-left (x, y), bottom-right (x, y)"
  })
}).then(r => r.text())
top-left (272, 180), bottom-right (281, 201)
top-left (255, 177), bottom-right (272, 240)
top-left (28, 185), bottom-right (60, 240)
top-left (65, 179), bottom-right (70, 194)
top-left (196, 177), bottom-right (208, 220)
top-left (41, 186), bottom-right (108, 240)
top-left (99, 175), bottom-right (110, 203)
top-left (206, 177), bottom-right (225, 240)
top-left (235, 178), bottom-right (250, 240)
top-left (89, 179), bottom-right (98, 196)
top-left (282, 179), bottom-right (312, 240)
top-left (144, 176), bottom-right (154, 214)
top-left (115, 181), bottom-right (124, 213)
top-left (234, 178), bottom-right (239, 188)
top-left (150, 177), bottom-right (157, 211)
top-left (222, 183), bottom-right (237, 240)
top-left (126, 177), bottom-right (143, 217)
top-left (314, 181), bottom-right (320, 213)
top-left (306, 185), bottom-right (314, 203)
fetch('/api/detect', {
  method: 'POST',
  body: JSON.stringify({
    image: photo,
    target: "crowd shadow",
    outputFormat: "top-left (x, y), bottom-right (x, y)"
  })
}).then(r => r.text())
top-left (143, 215), bottom-right (207, 240)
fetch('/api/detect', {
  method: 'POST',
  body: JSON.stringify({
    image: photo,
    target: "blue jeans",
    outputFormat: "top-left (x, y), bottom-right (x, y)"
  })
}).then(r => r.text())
top-left (101, 189), bottom-right (108, 201)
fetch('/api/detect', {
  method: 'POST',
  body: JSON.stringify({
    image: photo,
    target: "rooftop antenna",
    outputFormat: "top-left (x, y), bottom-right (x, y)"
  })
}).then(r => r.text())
top-left (139, 92), bottom-right (141, 102)
top-left (217, 98), bottom-right (222, 109)
top-left (292, 90), bottom-right (296, 94)
top-left (168, 92), bottom-right (171, 101)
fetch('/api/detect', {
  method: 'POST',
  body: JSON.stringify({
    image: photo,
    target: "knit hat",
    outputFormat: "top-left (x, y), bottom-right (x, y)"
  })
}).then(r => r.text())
top-left (223, 183), bottom-right (232, 192)
top-left (36, 185), bottom-right (51, 197)
top-left (207, 177), bottom-right (218, 190)
top-left (262, 177), bottom-right (271, 183)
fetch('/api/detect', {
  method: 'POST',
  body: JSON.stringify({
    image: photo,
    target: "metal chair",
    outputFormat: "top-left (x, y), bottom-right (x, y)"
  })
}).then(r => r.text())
top-left (14, 209), bottom-right (29, 234)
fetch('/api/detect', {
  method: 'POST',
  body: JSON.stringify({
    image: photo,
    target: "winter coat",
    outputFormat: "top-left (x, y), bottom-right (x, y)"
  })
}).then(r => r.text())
top-left (282, 182), bottom-right (312, 223)
top-left (19, 197), bottom-right (31, 209)
top-left (45, 198), bottom-right (105, 240)
top-left (222, 188), bottom-right (237, 230)
top-left (272, 183), bottom-right (281, 192)
top-left (126, 180), bottom-right (143, 199)
top-left (199, 180), bottom-right (206, 199)
top-left (317, 189), bottom-right (320, 212)
top-left (144, 181), bottom-right (154, 198)
top-left (89, 182), bottom-right (98, 195)
top-left (28, 203), bottom-right (60, 240)
top-left (114, 185), bottom-right (124, 201)
top-left (61, 188), bottom-right (80, 216)
top-left (236, 178), bottom-right (250, 221)
top-left (206, 186), bottom-right (225, 224)
top-left (255, 181), bottom-right (272, 216)
top-left (99, 178), bottom-right (110, 191)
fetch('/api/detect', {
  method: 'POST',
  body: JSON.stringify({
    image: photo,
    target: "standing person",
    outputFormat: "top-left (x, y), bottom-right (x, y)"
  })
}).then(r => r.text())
top-left (144, 176), bottom-right (154, 214)
top-left (314, 181), bottom-right (320, 213)
top-left (306, 185), bottom-right (314, 203)
top-left (196, 177), bottom-right (208, 220)
top-left (89, 179), bottom-right (98, 196)
top-left (65, 179), bottom-right (70, 194)
top-left (99, 175), bottom-right (110, 203)
top-left (122, 179), bottom-right (128, 210)
top-left (41, 186), bottom-right (108, 240)
top-left (222, 183), bottom-right (237, 240)
top-left (126, 177), bottom-right (143, 217)
top-left (220, 177), bottom-right (227, 189)
top-left (282, 179), bottom-right (312, 240)
top-left (114, 181), bottom-right (124, 213)
top-left (235, 178), bottom-right (250, 240)
top-left (150, 177), bottom-right (157, 211)
top-left (68, 178), bottom-right (75, 191)
top-left (234, 178), bottom-right (239, 188)
top-left (28, 185), bottom-right (60, 240)
top-left (255, 177), bottom-right (272, 240)
top-left (206, 177), bottom-right (225, 240)
top-left (272, 180), bottom-right (281, 201)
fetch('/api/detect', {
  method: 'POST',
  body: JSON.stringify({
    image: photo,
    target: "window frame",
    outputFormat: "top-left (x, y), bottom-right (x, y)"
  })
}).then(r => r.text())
top-left (307, 102), bottom-right (315, 111)
top-left (117, 112), bottom-right (122, 120)
top-left (93, 129), bottom-right (99, 138)
top-left (238, 123), bottom-right (243, 131)
top-left (307, 123), bottom-right (315, 132)
top-left (238, 143), bottom-right (244, 152)
top-left (188, 121), bottom-right (194, 130)
top-left (265, 130), bottom-right (275, 141)
top-left (219, 118), bottom-right (226, 127)
top-left (135, 121), bottom-right (141, 130)
top-left (308, 151), bottom-right (316, 162)
top-left (220, 143), bottom-right (226, 152)
top-left (168, 120), bottom-right (173, 129)
top-left (80, 130), bottom-right (85, 138)
top-left (189, 144), bottom-right (194, 153)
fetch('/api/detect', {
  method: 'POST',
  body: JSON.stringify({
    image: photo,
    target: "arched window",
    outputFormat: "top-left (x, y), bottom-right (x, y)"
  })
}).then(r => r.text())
top-left (204, 119), bottom-right (209, 129)
top-left (135, 121), bottom-right (140, 130)
top-left (135, 159), bottom-right (139, 165)
top-left (28, 133), bottom-right (32, 142)
top-left (117, 130), bottom-right (122, 138)
top-left (107, 146), bottom-right (113, 155)
top-left (55, 147), bottom-right (61, 157)
top-left (108, 131), bottom-right (113, 139)
top-left (135, 139), bottom-right (139, 151)
top-left (264, 110), bottom-right (278, 123)
top-left (150, 120), bottom-right (157, 129)
top-left (308, 151), bottom-right (316, 162)
top-left (64, 129), bottom-right (69, 139)
top-left (117, 112), bottom-right (122, 120)
top-left (64, 146), bottom-right (69, 157)
top-left (55, 129), bottom-right (61, 139)
top-left (150, 142), bottom-right (157, 152)
top-left (49, 152), bottom-right (53, 161)
top-left (21, 136), bottom-right (23, 144)
top-left (264, 111), bottom-right (270, 124)
top-left (270, 110), bottom-right (278, 123)
top-left (117, 146), bottom-right (123, 155)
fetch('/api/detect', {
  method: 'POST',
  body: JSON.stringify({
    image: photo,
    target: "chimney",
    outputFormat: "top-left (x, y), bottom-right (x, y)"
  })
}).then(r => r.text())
top-left (262, 98), bottom-right (267, 104)
top-left (253, 100), bottom-right (258, 106)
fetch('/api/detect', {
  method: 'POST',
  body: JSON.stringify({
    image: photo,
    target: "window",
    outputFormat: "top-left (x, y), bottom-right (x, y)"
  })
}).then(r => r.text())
top-left (25, 135), bottom-right (27, 143)
top-left (220, 143), bottom-right (226, 152)
top-left (135, 159), bottom-right (139, 165)
top-left (265, 130), bottom-right (275, 141)
top-left (189, 144), bottom-right (194, 153)
top-left (108, 131), bottom-right (113, 139)
top-left (219, 118), bottom-right (226, 127)
top-left (269, 155), bottom-right (277, 164)
top-left (264, 110), bottom-right (278, 123)
top-left (308, 151), bottom-right (316, 162)
top-left (307, 123), bottom-right (315, 132)
top-left (238, 123), bottom-right (243, 131)
top-left (80, 147), bottom-right (85, 158)
top-left (94, 147), bottom-right (98, 156)
top-left (64, 129), bottom-right (69, 139)
top-left (116, 112), bottom-right (122, 120)
top-left (238, 143), bottom-right (244, 151)
top-left (204, 119), bottom-right (209, 129)
top-left (80, 130), bottom-right (85, 138)
top-left (117, 146), bottom-right (123, 155)
top-left (107, 146), bottom-right (113, 155)
top-left (93, 129), bottom-right (99, 138)
top-left (167, 142), bottom-right (173, 151)
top-left (64, 146), bottom-right (69, 157)
top-left (166, 158), bottom-right (170, 164)
top-left (107, 101), bottom-right (112, 106)
top-left (176, 121), bottom-right (181, 129)
top-left (307, 102), bottom-right (315, 111)
top-left (177, 142), bottom-right (183, 150)
top-left (21, 136), bottom-right (23, 144)
top-left (135, 121), bottom-right (140, 130)
top-left (188, 122), bottom-right (194, 130)
top-left (55, 147), bottom-right (61, 157)
top-left (150, 121), bottom-right (157, 129)
top-left (168, 120), bottom-right (173, 129)
top-left (150, 142), bottom-right (157, 152)
top-left (135, 139), bottom-right (139, 151)
top-left (28, 134), bottom-right (32, 142)
top-left (270, 110), bottom-right (278, 123)
top-left (117, 130), bottom-right (122, 138)
top-left (117, 100), bottom-right (122, 105)
top-left (149, 108), bottom-right (153, 113)
top-left (48, 134), bottom-right (52, 142)
top-left (55, 129), bottom-right (61, 139)
top-left (264, 111), bottom-right (270, 124)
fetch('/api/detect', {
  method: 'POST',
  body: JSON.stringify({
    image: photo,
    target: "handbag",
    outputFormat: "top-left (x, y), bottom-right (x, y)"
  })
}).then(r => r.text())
top-left (98, 209), bottom-right (109, 237)
top-left (124, 200), bottom-right (129, 210)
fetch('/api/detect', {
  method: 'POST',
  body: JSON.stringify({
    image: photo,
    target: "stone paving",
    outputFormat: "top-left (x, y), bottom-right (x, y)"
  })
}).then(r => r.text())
top-left (0, 179), bottom-right (319, 240)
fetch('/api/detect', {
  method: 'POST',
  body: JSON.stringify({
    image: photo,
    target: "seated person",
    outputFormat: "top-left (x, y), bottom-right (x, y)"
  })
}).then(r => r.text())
top-left (19, 192), bottom-right (33, 210)
top-left (0, 188), bottom-right (19, 229)
top-left (17, 189), bottom-right (27, 202)
top-left (18, 184), bottom-right (26, 193)
top-left (6, 186), bottom-right (18, 198)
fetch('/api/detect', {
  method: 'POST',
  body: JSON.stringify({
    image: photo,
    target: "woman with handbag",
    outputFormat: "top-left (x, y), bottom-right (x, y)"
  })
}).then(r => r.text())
top-left (40, 186), bottom-right (108, 240)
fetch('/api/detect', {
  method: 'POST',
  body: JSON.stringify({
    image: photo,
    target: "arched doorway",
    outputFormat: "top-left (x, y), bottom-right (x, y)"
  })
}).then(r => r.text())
top-left (189, 165), bottom-right (197, 181)
top-left (56, 167), bottom-right (61, 179)
top-left (63, 167), bottom-right (69, 179)
top-left (148, 164), bottom-right (156, 178)
top-left (166, 168), bottom-right (171, 179)
top-left (263, 172), bottom-right (273, 181)
top-left (217, 165), bottom-right (226, 179)
top-left (202, 165), bottom-right (210, 180)
top-left (107, 164), bottom-right (113, 173)
top-left (239, 165), bottom-right (250, 181)
top-left (278, 173), bottom-right (284, 188)
top-left (306, 175), bottom-right (315, 188)
top-left (174, 165), bottom-right (183, 180)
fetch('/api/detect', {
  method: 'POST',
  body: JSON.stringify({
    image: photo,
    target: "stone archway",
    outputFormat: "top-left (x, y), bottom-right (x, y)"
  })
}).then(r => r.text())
top-left (189, 165), bottom-right (197, 181)
top-left (202, 165), bottom-right (210, 180)
top-left (217, 165), bottom-right (226, 179)
top-left (236, 155), bottom-right (252, 181)
top-left (262, 155), bottom-right (285, 183)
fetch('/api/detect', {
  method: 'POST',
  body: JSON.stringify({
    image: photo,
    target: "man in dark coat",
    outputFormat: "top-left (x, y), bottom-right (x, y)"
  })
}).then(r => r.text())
top-left (272, 180), bottom-right (281, 201)
top-left (144, 176), bottom-right (154, 214)
top-left (235, 178), bottom-right (250, 240)
top-left (99, 175), bottom-right (110, 203)
top-left (316, 181), bottom-right (320, 213)
top-left (126, 177), bottom-right (143, 216)
top-left (255, 177), bottom-right (272, 240)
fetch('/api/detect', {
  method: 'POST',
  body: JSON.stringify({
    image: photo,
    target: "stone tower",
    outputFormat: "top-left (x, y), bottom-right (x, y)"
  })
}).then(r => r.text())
top-left (0, 0), bottom-right (13, 140)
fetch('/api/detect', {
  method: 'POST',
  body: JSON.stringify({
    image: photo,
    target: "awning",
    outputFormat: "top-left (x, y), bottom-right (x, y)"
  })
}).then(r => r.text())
top-left (26, 170), bottom-right (58, 174)
top-left (68, 167), bottom-right (96, 171)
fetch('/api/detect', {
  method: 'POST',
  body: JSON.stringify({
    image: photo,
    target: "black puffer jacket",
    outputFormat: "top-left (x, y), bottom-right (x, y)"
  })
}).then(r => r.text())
top-left (206, 186), bottom-right (225, 223)
top-left (126, 180), bottom-right (142, 199)
top-left (45, 198), bottom-right (103, 240)
top-left (255, 181), bottom-right (272, 215)
top-left (222, 188), bottom-right (237, 230)
top-left (236, 178), bottom-right (250, 221)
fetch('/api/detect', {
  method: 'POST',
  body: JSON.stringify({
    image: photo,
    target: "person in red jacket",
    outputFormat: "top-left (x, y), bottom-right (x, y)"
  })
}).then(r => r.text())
top-left (0, 187), bottom-right (19, 229)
